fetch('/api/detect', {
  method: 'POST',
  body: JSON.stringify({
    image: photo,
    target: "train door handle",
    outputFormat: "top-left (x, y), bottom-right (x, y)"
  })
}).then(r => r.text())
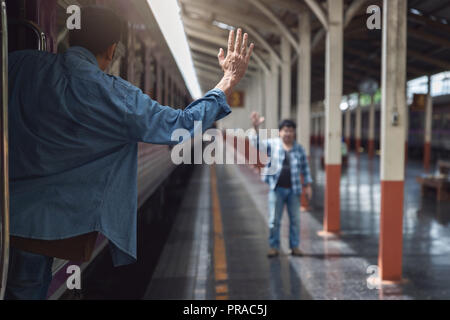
top-left (9, 18), bottom-right (47, 52)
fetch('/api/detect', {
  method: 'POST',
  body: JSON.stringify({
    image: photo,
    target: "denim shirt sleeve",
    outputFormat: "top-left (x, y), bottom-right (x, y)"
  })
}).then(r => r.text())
top-left (123, 86), bottom-right (231, 144)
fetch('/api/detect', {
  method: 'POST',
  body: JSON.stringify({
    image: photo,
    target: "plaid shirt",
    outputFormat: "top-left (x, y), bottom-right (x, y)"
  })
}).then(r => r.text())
top-left (249, 136), bottom-right (313, 195)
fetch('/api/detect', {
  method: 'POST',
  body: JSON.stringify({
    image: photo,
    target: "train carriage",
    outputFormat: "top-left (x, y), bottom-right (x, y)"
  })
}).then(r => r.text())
top-left (0, 0), bottom-right (193, 299)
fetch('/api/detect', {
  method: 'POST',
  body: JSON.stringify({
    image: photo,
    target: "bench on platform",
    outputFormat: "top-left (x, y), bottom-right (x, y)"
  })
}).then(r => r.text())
top-left (417, 161), bottom-right (450, 201)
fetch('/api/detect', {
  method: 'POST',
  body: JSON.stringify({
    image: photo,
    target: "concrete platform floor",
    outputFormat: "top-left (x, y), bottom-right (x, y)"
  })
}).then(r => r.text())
top-left (144, 147), bottom-right (450, 300)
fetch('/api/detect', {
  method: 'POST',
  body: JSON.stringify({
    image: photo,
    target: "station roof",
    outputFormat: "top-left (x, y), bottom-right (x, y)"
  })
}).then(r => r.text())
top-left (180, 0), bottom-right (450, 102)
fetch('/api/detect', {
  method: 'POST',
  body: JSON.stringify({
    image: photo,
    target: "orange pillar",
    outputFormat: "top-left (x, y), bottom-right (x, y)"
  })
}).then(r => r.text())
top-left (324, 165), bottom-right (341, 232)
top-left (379, 181), bottom-right (404, 282)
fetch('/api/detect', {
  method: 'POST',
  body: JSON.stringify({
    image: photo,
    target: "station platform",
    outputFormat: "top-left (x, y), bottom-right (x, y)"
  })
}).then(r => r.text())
top-left (144, 147), bottom-right (450, 300)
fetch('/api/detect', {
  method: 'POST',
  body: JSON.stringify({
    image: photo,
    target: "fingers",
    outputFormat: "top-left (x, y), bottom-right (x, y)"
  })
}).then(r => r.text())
top-left (234, 28), bottom-right (242, 54)
top-left (241, 33), bottom-right (248, 56)
top-left (218, 48), bottom-right (225, 65)
top-left (245, 43), bottom-right (255, 63)
top-left (228, 29), bottom-right (235, 54)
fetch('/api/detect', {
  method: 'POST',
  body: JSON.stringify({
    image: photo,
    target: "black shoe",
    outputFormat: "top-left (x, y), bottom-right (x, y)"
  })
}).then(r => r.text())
top-left (267, 248), bottom-right (279, 258)
top-left (291, 248), bottom-right (303, 257)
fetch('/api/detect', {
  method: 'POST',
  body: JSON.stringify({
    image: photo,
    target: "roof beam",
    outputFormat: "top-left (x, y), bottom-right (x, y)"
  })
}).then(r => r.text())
top-left (408, 12), bottom-right (450, 35)
top-left (183, 15), bottom-right (282, 65)
top-left (408, 50), bottom-right (450, 70)
top-left (185, 27), bottom-right (269, 73)
top-left (409, 28), bottom-right (450, 49)
top-left (311, 0), bottom-right (370, 51)
top-left (261, 0), bottom-right (304, 13)
top-left (246, 0), bottom-right (300, 53)
top-left (304, 0), bottom-right (329, 30)
top-left (344, 0), bottom-right (371, 28)
top-left (345, 46), bottom-right (429, 76)
top-left (194, 62), bottom-right (253, 79)
top-left (180, 0), bottom-right (280, 34)
top-left (189, 41), bottom-right (259, 70)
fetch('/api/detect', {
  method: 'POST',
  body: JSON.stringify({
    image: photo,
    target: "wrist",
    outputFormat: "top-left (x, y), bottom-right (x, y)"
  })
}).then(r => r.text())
top-left (215, 75), bottom-right (234, 98)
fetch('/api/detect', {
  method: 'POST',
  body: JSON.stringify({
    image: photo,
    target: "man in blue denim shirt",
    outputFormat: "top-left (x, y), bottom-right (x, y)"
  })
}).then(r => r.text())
top-left (249, 112), bottom-right (313, 258)
top-left (6, 7), bottom-right (254, 299)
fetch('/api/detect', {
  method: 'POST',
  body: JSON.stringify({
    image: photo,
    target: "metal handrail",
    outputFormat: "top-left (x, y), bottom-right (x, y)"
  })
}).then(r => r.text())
top-left (0, 0), bottom-right (9, 301)
top-left (9, 18), bottom-right (47, 51)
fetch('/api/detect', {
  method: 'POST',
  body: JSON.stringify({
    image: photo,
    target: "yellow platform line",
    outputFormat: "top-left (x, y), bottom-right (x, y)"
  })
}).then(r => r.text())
top-left (210, 165), bottom-right (229, 300)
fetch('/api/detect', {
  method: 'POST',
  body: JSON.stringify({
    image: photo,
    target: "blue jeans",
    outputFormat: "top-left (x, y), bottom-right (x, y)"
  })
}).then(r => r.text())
top-left (5, 247), bottom-right (54, 300)
top-left (268, 187), bottom-right (300, 250)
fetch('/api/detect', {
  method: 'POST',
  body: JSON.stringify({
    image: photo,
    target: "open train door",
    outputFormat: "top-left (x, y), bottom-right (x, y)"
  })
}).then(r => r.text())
top-left (0, 0), bottom-right (9, 301)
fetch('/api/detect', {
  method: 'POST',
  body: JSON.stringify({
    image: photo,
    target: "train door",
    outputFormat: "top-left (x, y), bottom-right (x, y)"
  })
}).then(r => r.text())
top-left (0, 0), bottom-right (9, 301)
top-left (0, 0), bottom-right (54, 299)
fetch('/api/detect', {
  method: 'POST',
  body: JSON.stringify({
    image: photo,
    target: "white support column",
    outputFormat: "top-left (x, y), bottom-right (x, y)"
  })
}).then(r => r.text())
top-left (379, 0), bottom-right (407, 283)
top-left (164, 71), bottom-right (169, 106)
top-left (264, 73), bottom-right (274, 130)
top-left (297, 11), bottom-right (311, 156)
top-left (368, 96), bottom-right (376, 158)
top-left (405, 93), bottom-right (409, 163)
top-left (259, 70), bottom-right (267, 129)
top-left (269, 53), bottom-right (280, 129)
top-left (320, 115), bottom-right (324, 146)
top-left (323, 0), bottom-right (343, 234)
top-left (424, 76), bottom-right (433, 171)
top-left (281, 36), bottom-right (292, 120)
top-left (144, 47), bottom-right (152, 95)
top-left (256, 73), bottom-right (264, 126)
top-left (253, 80), bottom-right (259, 128)
top-left (156, 59), bottom-right (163, 103)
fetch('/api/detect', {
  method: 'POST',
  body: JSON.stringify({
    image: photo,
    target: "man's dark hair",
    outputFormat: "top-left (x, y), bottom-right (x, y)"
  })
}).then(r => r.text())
top-left (69, 6), bottom-right (123, 56)
top-left (279, 119), bottom-right (297, 131)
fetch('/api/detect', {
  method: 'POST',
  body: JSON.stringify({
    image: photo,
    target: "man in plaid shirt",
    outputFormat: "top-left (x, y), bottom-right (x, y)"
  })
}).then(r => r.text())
top-left (249, 112), bottom-right (313, 257)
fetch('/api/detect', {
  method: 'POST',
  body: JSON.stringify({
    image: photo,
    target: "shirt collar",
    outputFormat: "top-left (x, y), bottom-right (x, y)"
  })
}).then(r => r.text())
top-left (66, 46), bottom-right (99, 67)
